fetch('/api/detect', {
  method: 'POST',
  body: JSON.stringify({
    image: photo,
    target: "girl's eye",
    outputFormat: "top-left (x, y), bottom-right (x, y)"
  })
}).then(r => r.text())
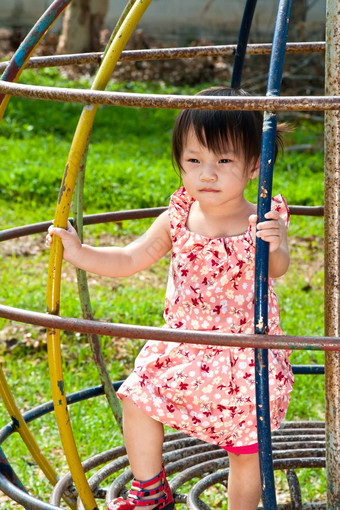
top-left (219, 158), bottom-right (231, 164)
top-left (188, 158), bottom-right (200, 163)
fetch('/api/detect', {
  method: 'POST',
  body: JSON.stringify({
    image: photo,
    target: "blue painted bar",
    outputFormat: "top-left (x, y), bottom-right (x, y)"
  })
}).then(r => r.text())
top-left (254, 0), bottom-right (293, 508)
top-left (0, 0), bottom-right (72, 104)
top-left (0, 446), bottom-right (26, 491)
top-left (231, 0), bottom-right (258, 88)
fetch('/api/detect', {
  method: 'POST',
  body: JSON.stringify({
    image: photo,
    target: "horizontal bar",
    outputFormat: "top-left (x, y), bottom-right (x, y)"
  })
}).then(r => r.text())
top-left (292, 365), bottom-right (324, 374)
top-left (0, 80), bottom-right (339, 110)
top-left (0, 42), bottom-right (326, 73)
top-left (0, 204), bottom-right (324, 242)
top-left (0, 304), bottom-right (339, 351)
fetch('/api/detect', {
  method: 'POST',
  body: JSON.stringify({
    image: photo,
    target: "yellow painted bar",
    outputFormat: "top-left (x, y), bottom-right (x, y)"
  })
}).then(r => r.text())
top-left (46, 1), bottom-right (153, 509)
top-left (0, 364), bottom-right (77, 509)
top-left (0, 364), bottom-right (58, 485)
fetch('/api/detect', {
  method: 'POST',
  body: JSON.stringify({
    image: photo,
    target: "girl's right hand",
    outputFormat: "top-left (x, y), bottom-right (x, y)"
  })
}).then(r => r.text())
top-left (45, 221), bottom-right (82, 261)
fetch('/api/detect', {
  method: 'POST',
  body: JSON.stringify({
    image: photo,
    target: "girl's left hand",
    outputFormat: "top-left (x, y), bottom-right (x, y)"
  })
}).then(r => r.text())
top-left (249, 211), bottom-right (286, 253)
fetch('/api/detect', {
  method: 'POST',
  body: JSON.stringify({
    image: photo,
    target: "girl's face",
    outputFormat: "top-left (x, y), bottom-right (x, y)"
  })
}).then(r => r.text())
top-left (180, 129), bottom-right (258, 208)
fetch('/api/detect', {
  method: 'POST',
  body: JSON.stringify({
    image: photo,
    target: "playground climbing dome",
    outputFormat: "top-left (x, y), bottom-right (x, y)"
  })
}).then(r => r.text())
top-left (0, 0), bottom-right (340, 509)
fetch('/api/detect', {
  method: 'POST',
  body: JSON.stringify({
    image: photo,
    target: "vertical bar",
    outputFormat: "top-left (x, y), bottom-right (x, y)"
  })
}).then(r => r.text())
top-left (324, 0), bottom-right (340, 508)
top-left (74, 154), bottom-right (123, 431)
top-left (231, 0), bottom-right (258, 89)
top-left (254, 0), bottom-right (292, 508)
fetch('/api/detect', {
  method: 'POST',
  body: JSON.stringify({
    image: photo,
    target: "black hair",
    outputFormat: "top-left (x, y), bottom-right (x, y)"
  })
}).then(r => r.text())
top-left (172, 86), bottom-right (284, 176)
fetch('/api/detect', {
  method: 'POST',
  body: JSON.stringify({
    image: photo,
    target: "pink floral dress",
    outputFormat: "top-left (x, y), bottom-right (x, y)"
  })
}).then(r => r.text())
top-left (118, 187), bottom-right (294, 448)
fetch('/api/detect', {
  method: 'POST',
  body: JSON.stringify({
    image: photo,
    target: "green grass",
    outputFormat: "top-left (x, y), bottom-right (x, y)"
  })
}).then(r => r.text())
top-left (0, 69), bottom-right (328, 507)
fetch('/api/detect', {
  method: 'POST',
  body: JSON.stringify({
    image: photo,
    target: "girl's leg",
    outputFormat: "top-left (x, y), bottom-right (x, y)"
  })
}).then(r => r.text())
top-left (227, 452), bottom-right (262, 510)
top-left (122, 396), bottom-right (164, 480)
top-left (108, 396), bottom-right (174, 510)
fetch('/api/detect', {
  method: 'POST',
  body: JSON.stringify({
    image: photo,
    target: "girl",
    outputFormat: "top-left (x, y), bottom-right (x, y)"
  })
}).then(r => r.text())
top-left (46, 87), bottom-right (293, 510)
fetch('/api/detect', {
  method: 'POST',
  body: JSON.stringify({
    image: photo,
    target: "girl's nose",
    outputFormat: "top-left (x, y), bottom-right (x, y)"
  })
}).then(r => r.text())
top-left (200, 164), bottom-right (217, 181)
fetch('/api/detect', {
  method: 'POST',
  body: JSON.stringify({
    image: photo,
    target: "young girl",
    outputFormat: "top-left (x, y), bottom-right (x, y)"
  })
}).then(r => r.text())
top-left (46, 87), bottom-right (293, 510)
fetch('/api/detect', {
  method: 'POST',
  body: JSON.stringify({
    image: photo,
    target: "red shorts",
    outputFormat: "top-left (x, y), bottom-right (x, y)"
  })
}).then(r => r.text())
top-left (221, 443), bottom-right (258, 454)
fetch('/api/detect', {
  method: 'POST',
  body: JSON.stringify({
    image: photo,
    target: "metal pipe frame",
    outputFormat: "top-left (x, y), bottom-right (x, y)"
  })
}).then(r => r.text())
top-left (0, 0), bottom-right (339, 508)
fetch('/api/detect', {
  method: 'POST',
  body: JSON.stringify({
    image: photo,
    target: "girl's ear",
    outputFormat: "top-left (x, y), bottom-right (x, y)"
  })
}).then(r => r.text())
top-left (249, 158), bottom-right (260, 180)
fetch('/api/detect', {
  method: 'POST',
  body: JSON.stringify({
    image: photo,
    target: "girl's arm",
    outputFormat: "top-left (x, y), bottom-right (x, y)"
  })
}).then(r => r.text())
top-left (46, 210), bottom-right (172, 277)
top-left (249, 210), bottom-right (289, 278)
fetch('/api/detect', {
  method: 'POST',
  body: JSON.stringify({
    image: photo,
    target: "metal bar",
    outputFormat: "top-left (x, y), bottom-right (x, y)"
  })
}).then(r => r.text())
top-left (0, 365), bottom-right (58, 487)
top-left (0, 80), bottom-right (339, 110)
top-left (292, 365), bottom-right (324, 375)
top-left (0, 42), bottom-right (326, 73)
top-left (0, 204), bottom-right (324, 243)
top-left (0, 382), bottom-right (124, 447)
top-left (231, 0), bottom-right (258, 88)
top-left (74, 150), bottom-right (123, 431)
top-left (254, 0), bottom-right (293, 508)
top-left (45, 2), bottom-right (153, 509)
top-left (0, 0), bottom-right (72, 120)
top-left (1, 304), bottom-right (340, 351)
top-left (0, 472), bottom-right (61, 510)
top-left (324, 0), bottom-right (340, 507)
top-left (0, 446), bottom-right (26, 492)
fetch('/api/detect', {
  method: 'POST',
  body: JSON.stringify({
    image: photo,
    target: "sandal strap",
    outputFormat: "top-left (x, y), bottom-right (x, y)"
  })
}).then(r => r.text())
top-left (130, 482), bottom-right (164, 498)
top-left (107, 465), bottom-right (173, 510)
top-left (132, 466), bottom-right (166, 490)
top-left (127, 493), bottom-right (167, 507)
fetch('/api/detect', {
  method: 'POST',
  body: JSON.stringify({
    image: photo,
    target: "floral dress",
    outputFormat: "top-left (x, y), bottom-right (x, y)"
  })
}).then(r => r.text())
top-left (118, 187), bottom-right (294, 448)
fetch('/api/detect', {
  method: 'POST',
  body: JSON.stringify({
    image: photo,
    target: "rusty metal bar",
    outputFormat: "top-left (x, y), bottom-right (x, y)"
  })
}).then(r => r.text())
top-left (0, 204), bottom-right (324, 243)
top-left (324, 0), bottom-right (340, 507)
top-left (0, 79), bottom-right (338, 110)
top-left (1, 304), bottom-right (340, 351)
top-left (0, 42), bottom-right (326, 73)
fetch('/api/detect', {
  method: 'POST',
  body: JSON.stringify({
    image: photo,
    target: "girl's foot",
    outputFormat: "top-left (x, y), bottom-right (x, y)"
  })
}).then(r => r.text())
top-left (107, 465), bottom-right (174, 510)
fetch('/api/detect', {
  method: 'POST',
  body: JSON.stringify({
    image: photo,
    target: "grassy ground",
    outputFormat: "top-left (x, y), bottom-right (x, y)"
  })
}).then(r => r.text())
top-left (0, 69), bottom-right (327, 508)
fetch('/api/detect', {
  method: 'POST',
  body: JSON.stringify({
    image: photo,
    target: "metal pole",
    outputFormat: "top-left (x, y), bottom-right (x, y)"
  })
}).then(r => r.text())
top-left (231, 0), bottom-right (258, 88)
top-left (324, 0), bottom-right (340, 508)
top-left (255, 0), bottom-right (292, 508)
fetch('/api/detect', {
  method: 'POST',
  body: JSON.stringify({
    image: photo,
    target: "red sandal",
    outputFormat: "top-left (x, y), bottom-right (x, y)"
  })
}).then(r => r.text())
top-left (107, 464), bottom-right (174, 510)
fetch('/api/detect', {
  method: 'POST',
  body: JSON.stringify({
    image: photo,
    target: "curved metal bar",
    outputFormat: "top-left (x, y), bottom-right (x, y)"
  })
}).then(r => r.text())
top-left (0, 472), bottom-right (63, 510)
top-left (0, 366), bottom-right (58, 487)
top-left (45, 2), bottom-right (153, 509)
top-left (254, 1), bottom-right (293, 508)
top-left (0, 204), bottom-right (324, 243)
top-left (67, 4), bottom-right (138, 429)
top-left (0, 42), bottom-right (326, 73)
top-left (0, 0), bottom-right (72, 120)
top-left (0, 79), bottom-right (339, 110)
top-left (231, 0), bottom-right (258, 88)
top-left (1, 304), bottom-right (340, 351)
